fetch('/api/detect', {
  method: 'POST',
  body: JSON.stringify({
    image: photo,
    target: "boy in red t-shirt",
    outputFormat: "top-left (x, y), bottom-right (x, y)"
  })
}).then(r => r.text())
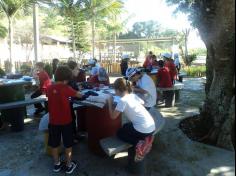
top-left (31, 62), bottom-right (51, 115)
top-left (47, 66), bottom-right (83, 174)
top-left (156, 60), bottom-right (173, 88)
top-left (162, 53), bottom-right (178, 85)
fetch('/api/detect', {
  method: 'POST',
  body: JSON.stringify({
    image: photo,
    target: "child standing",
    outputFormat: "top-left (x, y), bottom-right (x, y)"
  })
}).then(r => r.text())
top-left (107, 78), bottom-right (156, 163)
top-left (46, 66), bottom-right (83, 174)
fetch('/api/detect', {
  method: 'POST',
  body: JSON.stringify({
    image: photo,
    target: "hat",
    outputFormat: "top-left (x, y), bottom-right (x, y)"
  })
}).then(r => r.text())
top-left (122, 54), bottom-right (130, 60)
top-left (162, 53), bottom-right (172, 59)
top-left (126, 67), bottom-right (138, 80)
top-left (98, 68), bottom-right (108, 82)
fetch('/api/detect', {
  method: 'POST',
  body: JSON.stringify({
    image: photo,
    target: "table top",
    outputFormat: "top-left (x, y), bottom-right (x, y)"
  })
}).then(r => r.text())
top-left (0, 78), bottom-right (33, 87)
top-left (74, 87), bottom-right (120, 108)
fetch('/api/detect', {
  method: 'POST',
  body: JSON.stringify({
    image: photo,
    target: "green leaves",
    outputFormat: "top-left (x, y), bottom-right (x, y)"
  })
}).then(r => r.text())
top-left (0, 24), bottom-right (7, 38)
top-left (0, 0), bottom-right (34, 17)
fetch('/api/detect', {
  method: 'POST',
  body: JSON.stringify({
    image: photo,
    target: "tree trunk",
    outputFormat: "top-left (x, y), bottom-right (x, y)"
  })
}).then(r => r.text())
top-left (196, 0), bottom-right (235, 150)
top-left (8, 17), bottom-right (13, 73)
top-left (113, 32), bottom-right (117, 62)
top-left (92, 14), bottom-right (95, 59)
top-left (71, 21), bottom-right (76, 59)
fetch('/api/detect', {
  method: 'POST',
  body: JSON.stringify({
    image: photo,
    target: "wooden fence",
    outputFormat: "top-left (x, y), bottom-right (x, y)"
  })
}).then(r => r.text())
top-left (3, 60), bottom-right (142, 75)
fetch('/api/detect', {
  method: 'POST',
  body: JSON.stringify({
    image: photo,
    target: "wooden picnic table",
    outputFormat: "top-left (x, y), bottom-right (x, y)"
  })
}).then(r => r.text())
top-left (0, 78), bottom-right (33, 131)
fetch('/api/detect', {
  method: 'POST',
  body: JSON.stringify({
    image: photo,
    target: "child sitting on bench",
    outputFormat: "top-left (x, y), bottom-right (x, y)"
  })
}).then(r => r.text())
top-left (107, 78), bottom-right (156, 162)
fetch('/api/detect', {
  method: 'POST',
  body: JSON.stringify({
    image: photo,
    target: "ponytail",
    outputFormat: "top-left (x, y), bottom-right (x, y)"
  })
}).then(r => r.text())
top-left (114, 78), bottom-right (132, 93)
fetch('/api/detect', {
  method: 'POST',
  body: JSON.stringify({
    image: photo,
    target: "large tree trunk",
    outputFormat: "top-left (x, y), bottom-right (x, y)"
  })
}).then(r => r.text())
top-left (196, 0), bottom-right (235, 150)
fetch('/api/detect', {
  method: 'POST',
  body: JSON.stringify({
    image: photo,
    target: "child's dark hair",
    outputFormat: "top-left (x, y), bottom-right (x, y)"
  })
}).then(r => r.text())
top-left (67, 61), bottom-right (77, 70)
top-left (158, 60), bottom-right (164, 68)
top-left (55, 66), bottom-right (72, 82)
top-left (114, 78), bottom-right (132, 93)
top-left (151, 55), bottom-right (157, 60)
top-left (36, 62), bottom-right (44, 69)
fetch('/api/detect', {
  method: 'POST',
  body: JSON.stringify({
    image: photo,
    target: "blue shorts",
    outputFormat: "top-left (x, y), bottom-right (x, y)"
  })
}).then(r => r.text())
top-left (48, 123), bottom-right (73, 148)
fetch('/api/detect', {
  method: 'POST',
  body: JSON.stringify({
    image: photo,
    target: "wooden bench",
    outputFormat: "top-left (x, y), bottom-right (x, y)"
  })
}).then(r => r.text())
top-left (100, 108), bottom-right (165, 157)
top-left (0, 96), bottom-right (47, 131)
top-left (156, 81), bottom-right (184, 107)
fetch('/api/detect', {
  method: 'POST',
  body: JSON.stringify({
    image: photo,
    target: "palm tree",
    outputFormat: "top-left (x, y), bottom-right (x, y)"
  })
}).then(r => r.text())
top-left (0, 0), bottom-right (33, 71)
top-left (81, 0), bottom-right (123, 58)
top-left (54, 0), bottom-right (86, 59)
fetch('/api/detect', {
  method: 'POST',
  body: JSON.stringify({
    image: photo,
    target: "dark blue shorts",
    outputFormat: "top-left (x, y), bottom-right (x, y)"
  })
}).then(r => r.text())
top-left (48, 123), bottom-right (73, 148)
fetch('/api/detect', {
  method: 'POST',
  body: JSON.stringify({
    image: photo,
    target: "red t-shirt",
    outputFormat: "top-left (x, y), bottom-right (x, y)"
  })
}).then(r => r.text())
top-left (46, 84), bottom-right (77, 125)
top-left (37, 71), bottom-right (51, 93)
top-left (88, 75), bottom-right (110, 87)
top-left (164, 60), bottom-right (177, 80)
top-left (143, 56), bottom-right (152, 68)
top-left (157, 67), bottom-right (173, 88)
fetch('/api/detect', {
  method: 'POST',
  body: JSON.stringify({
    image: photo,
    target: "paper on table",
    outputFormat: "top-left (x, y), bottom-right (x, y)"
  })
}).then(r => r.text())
top-left (86, 93), bottom-right (110, 104)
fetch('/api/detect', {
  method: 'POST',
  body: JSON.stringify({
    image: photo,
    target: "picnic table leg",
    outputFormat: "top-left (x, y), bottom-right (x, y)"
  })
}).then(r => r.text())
top-left (2, 107), bottom-right (26, 131)
top-left (164, 90), bottom-right (175, 107)
top-left (0, 84), bottom-right (26, 132)
top-left (175, 90), bottom-right (180, 101)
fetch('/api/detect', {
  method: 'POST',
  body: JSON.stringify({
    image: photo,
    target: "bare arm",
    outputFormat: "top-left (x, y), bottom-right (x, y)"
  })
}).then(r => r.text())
top-left (107, 96), bottom-right (121, 120)
top-left (132, 87), bottom-right (148, 94)
top-left (75, 91), bottom-right (84, 99)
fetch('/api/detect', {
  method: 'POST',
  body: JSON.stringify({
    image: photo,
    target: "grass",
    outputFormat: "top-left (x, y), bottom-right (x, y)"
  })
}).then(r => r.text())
top-left (182, 66), bottom-right (206, 77)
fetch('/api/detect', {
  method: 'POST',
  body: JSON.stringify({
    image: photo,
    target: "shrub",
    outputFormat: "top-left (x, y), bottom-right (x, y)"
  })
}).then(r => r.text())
top-left (183, 66), bottom-right (206, 77)
top-left (183, 54), bottom-right (197, 66)
top-left (20, 64), bottom-right (32, 75)
top-left (0, 67), bottom-right (5, 77)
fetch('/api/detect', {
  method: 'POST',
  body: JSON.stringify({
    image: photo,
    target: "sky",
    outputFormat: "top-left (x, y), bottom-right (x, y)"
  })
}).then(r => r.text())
top-left (123, 0), bottom-right (206, 49)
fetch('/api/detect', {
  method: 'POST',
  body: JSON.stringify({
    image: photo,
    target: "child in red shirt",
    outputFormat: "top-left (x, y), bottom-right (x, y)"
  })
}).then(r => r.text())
top-left (47, 66), bottom-right (83, 174)
top-left (162, 54), bottom-right (178, 85)
top-left (157, 60), bottom-right (173, 88)
top-left (143, 51), bottom-right (153, 69)
top-left (31, 62), bottom-right (51, 115)
top-left (88, 67), bottom-right (110, 87)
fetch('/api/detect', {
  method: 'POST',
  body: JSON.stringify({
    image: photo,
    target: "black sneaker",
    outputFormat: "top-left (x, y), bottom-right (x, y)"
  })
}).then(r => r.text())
top-left (53, 162), bottom-right (64, 172)
top-left (65, 161), bottom-right (77, 174)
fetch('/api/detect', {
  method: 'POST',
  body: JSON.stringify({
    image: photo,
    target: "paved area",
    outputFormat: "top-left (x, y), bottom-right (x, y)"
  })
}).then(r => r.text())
top-left (0, 78), bottom-right (235, 176)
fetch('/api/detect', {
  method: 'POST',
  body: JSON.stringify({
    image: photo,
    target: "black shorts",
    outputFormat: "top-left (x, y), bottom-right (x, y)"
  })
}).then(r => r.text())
top-left (48, 123), bottom-right (73, 148)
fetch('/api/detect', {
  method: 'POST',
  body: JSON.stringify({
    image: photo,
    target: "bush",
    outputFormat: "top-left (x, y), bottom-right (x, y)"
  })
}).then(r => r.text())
top-left (20, 64), bottom-right (32, 76)
top-left (0, 67), bottom-right (5, 77)
top-left (183, 66), bottom-right (206, 77)
top-left (184, 54), bottom-right (197, 66)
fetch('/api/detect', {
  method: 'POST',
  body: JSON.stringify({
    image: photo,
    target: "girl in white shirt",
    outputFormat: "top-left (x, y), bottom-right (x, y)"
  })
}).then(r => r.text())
top-left (107, 78), bottom-right (156, 162)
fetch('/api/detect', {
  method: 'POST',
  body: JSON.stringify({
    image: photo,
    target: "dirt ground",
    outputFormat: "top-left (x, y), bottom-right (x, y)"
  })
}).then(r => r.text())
top-left (0, 78), bottom-right (235, 176)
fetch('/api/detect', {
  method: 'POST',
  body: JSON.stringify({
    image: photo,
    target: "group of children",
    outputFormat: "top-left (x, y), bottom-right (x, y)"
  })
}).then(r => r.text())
top-left (30, 59), bottom-right (157, 174)
top-left (143, 51), bottom-right (179, 88)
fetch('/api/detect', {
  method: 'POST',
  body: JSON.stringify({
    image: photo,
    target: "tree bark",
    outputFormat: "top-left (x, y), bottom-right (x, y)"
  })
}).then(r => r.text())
top-left (71, 20), bottom-right (76, 59)
top-left (8, 16), bottom-right (13, 73)
top-left (196, 0), bottom-right (235, 150)
top-left (92, 13), bottom-right (96, 59)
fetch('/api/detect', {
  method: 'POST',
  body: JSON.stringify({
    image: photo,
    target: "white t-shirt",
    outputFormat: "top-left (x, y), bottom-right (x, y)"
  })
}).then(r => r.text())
top-left (174, 57), bottom-right (180, 66)
top-left (115, 94), bottom-right (156, 134)
top-left (136, 73), bottom-right (157, 108)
